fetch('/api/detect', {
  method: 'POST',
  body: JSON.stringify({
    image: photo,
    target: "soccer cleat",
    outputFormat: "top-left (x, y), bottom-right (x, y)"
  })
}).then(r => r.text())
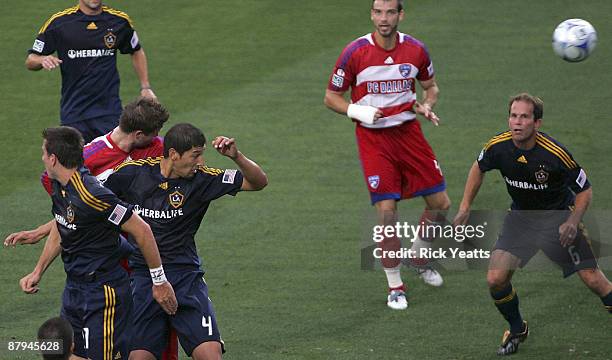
top-left (387, 290), bottom-right (408, 310)
top-left (415, 267), bottom-right (444, 287)
top-left (497, 321), bottom-right (529, 356)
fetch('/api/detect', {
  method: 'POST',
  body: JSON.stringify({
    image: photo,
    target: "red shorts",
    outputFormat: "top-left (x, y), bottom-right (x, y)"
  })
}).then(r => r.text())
top-left (356, 120), bottom-right (446, 204)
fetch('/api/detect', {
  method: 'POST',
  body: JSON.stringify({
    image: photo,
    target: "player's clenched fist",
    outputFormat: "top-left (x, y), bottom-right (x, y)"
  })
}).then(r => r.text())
top-left (213, 136), bottom-right (238, 159)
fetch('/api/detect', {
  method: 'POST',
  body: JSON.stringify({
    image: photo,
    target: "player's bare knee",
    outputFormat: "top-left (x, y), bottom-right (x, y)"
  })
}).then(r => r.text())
top-left (424, 191), bottom-right (451, 211)
top-left (487, 270), bottom-right (510, 291)
top-left (375, 200), bottom-right (397, 224)
top-left (192, 341), bottom-right (222, 360)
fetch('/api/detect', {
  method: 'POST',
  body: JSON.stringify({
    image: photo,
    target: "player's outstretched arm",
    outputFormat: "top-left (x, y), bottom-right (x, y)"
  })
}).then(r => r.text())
top-left (453, 161), bottom-right (486, 226)
top-left (131, 49), bottom-right (157, 100)
top-left (121, 213), bottom-right (177, 315)
top-left (212, 136), bottom-right (268, 191)
top-left (4, 219), bottom-right (54, 247)
top-left (19, 221), bottom-right (62, 294)
top-left (559, 187), bottom-right (592, 247)
top-left (25, 53), bottom-right (62, 71)
top-left (324, 89), bottom-right (383, 125)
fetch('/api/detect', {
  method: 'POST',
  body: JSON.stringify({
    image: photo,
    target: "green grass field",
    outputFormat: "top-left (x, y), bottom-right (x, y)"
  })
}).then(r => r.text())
top-left (1, 1), bottom-right (611, 359)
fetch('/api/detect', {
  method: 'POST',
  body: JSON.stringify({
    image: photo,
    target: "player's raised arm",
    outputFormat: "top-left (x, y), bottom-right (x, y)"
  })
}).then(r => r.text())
top-left (453, 161), bottom-right (486, 226)
top-left (212, 136), bottom-right (268, 191)
top-left (120, 213), bottom-right (178, 315)
top-left (19, 221), bottom-right (62, 294)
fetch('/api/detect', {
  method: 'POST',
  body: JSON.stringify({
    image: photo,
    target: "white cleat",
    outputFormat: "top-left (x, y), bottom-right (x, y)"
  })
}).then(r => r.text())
top-left (387, 290), bottom-right (408, 310)
top-left (416, 267), bottom-right (444, 287)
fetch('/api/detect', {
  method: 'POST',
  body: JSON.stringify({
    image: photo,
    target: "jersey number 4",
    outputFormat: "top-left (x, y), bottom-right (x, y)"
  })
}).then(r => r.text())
top-left (202, 315), bottom-right (213, 336)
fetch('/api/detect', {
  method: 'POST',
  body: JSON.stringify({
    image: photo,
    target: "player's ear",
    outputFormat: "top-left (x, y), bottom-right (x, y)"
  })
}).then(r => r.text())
top-left (534, 118), bottom-right (542, 130)
top-left (168, 148), bottom-right (179, 160)
top-left (399, 9), bottom-right (405, 21)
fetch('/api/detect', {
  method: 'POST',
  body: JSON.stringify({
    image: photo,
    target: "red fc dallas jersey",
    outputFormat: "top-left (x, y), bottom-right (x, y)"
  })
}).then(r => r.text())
top-left (328, 32), bottom-right (434, 129)
top-left (42, 131), bottom-right (164, 195)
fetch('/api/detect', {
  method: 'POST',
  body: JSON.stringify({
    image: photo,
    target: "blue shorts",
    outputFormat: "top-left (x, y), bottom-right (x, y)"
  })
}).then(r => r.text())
top-left (130, 268), bottom-right (224, 357)
top-left (61, 267), bottom-right (132, 360)
top-left (67, 114), bottom-right (119, 144)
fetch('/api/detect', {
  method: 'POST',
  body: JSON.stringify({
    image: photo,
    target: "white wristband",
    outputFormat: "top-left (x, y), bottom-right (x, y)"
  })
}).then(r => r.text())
top-left (150, 265), bottom-right (167, 285)
top-left (347, 104), bottom-right (378, 125)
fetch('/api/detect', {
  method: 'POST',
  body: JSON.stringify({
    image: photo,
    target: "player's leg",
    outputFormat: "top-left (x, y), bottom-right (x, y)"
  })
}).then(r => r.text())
top-left (407, 191), bottom-right (451, 286)
top-left (129, 274), bottom-right (170, 360)
top-left (170, 270), bottom-right (224, 359)
top-left (541, 224), bottom-right (612, 314)
top-left (355, 125), bottom-right (406, 309)
top-left (374, 199), bottom-right (408, 310)
top-left (488, 213), bottom-right (537, 355)
top-left (81, 275), bottom-right (132, 360)
top-left (60, 282), bottom-right (89, 360)
top-left (191, 342), bottom-right (223, 360)
top-left (487, 250), bottom-right (528, 355)
top-left (394, 121), bottom-right (448, 286)
top-left (576, 268), bottom-right (612, 313)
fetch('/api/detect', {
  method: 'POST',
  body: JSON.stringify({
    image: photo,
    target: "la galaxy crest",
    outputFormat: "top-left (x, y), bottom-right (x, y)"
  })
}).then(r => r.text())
top-left (66, 203), bottom-right (75, 223)
top-left (535, 167), bottom-right (549, 184)
top-left (104, 31), bottom-right (117, 49)
top-left (168, 190), bottom-right (184, 209)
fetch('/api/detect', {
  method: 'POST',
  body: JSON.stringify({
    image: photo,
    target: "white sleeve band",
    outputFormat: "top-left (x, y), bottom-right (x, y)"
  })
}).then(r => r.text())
top-left (347, 104), bottom-right (378, 125)
top-left (150, 265), bottom-right (168, 285)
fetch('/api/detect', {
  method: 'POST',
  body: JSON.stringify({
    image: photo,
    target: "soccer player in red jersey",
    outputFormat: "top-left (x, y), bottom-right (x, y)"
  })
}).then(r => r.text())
top-left (324, 0), bottom-right (450, 310)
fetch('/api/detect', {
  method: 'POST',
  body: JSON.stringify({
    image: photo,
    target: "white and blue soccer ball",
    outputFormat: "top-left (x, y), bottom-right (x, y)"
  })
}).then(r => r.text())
top-left (552, 19), bottom-right (597, 62)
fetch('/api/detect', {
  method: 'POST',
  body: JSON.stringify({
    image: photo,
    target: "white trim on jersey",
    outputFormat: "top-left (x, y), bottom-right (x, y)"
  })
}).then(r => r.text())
top-left (356, 63), bottom-right (417, 86)
top-left (359, 111), bottom-right (416, 129)
top-left (356, 92), bottom-right (414, 108)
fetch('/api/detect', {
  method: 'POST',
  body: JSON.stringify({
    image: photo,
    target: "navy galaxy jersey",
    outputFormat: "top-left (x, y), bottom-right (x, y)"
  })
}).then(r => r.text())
top-left (477, 131), bottom-right (590, 210)
top-left (28, 6), bottom-right (141, 124)
top-left (50, 167), bottom-right (134, 277)
top-left (104, 157), bottom-right (244, 270)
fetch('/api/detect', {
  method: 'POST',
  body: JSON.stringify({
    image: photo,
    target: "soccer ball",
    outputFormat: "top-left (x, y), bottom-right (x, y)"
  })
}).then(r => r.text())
top-left (552, 19), bottom-right (597, 62)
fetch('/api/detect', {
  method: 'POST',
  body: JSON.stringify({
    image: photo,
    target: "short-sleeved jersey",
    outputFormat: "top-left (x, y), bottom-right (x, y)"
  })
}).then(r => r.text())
top-left (328, 32), bottom-right (434, 129)
top-left (51, 167), bottom-right (134, 277)
top-left (28, 6), bottom-right (141, 124)
top-left (477, 131), bottom-right (590, 210)
top-left (42, 131), bottom-right (164, 194)
top-left (104, 158), bottom-right (244, 270)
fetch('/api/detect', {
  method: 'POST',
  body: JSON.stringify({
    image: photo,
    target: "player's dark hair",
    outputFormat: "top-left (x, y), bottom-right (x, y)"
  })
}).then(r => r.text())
top-left (509, 93), bottom-right (544, 120)
top-left (119, 97), bottom-right (170, 135)
top-left (37, 317), bottom-right (73, 360)
top-left (372, 0), bottom-right (403, 11)
top-left (42, 127), bottom-right (84, 168)
top-left (163, 123), bottom-right (207, 157)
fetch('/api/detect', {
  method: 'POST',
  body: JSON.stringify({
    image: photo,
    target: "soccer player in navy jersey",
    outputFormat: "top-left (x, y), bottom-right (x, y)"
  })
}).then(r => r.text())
top-left (324, 0), bottom-right (447, 310)
top-left (40, 126), bottom-right (177, 360)
top-left (6, 98), bottom-right (181, 360)
top-left (454, 93), bottom-right (612, 355)
top-left (26, 0), bottom-right (156, 142)
top-left (104, 123), bottom-right (267, 360)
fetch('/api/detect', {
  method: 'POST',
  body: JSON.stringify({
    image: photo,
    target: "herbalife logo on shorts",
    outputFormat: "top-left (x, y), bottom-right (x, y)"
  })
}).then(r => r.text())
top-left (67, 49), bottom-right (115, 59)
